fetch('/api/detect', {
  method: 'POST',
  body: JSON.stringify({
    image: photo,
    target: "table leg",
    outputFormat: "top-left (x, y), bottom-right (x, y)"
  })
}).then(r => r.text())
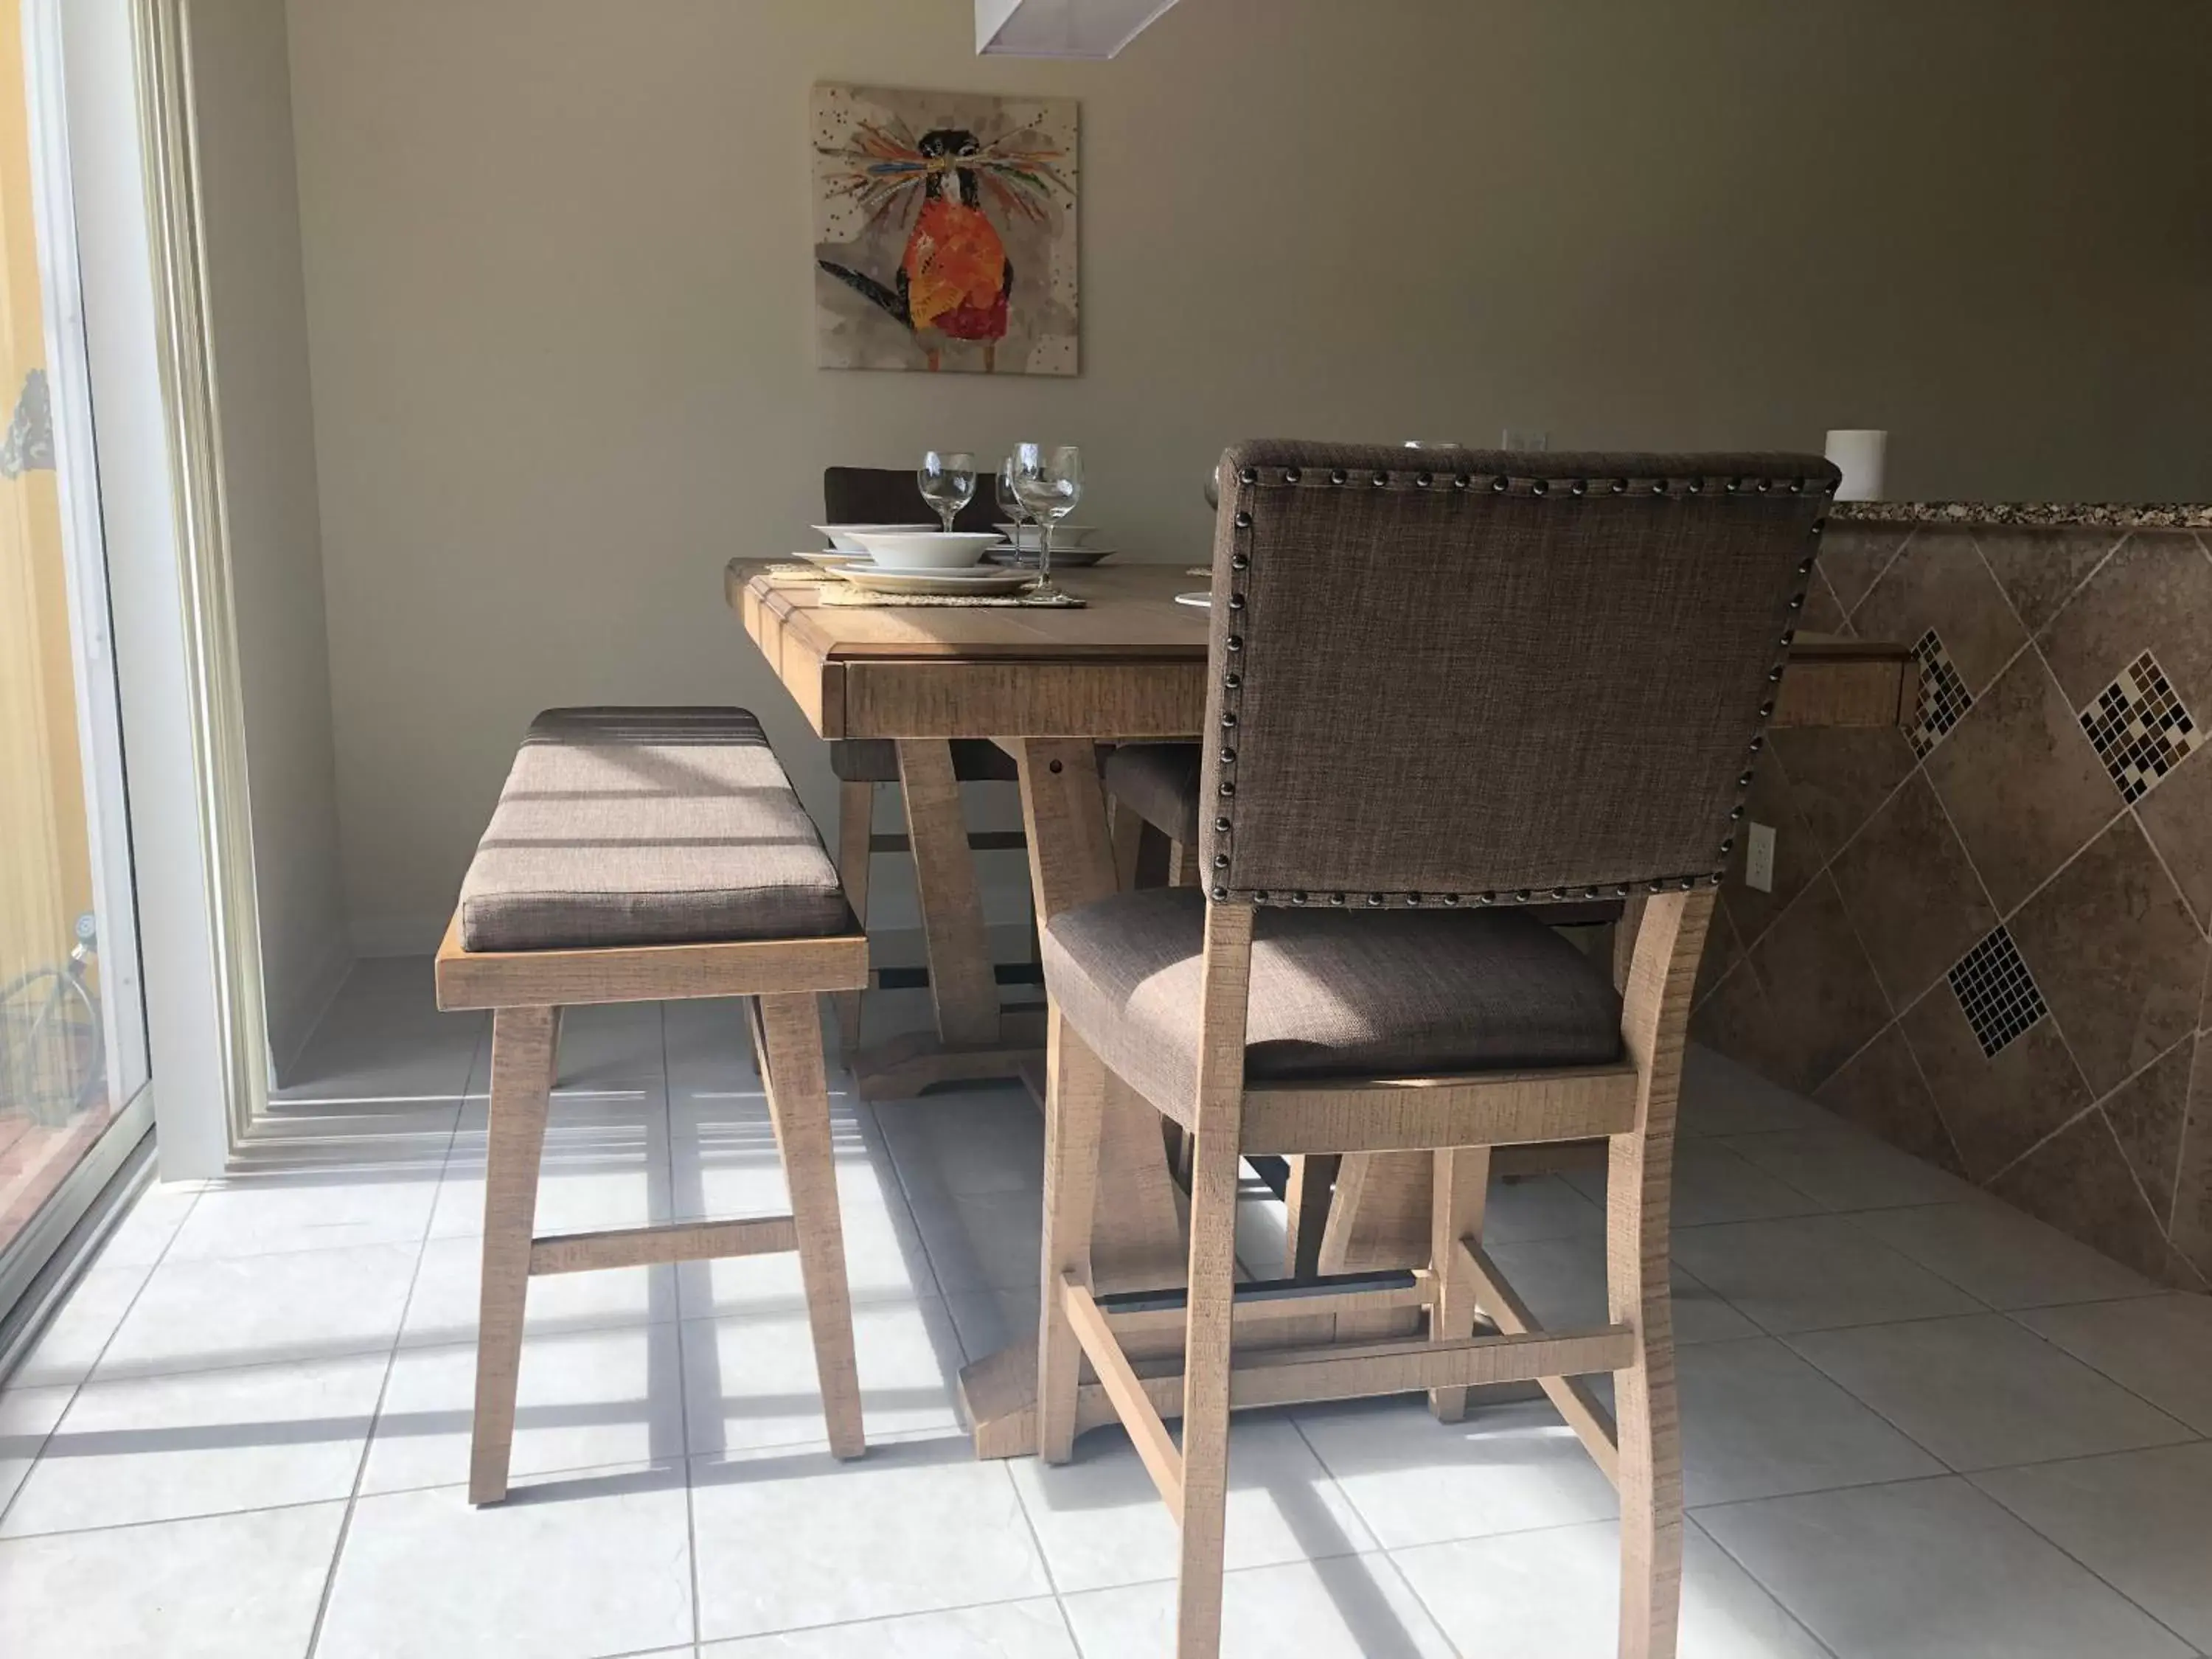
top-left (844, 740), bottom-right (1046, 1100)
top-left (959, 737), bottom-right (1188, 1458)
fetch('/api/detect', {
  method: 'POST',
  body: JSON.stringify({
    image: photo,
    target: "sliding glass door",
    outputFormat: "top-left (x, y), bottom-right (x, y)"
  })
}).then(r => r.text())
top-left (0, 0), bottom-right (150, 1326)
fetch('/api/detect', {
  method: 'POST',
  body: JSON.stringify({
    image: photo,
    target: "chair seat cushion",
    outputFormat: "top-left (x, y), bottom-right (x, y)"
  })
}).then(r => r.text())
top-left (830, 738), bottom-right (1022, 784)
top-left (1042, 888), bottom-right (1624, 1116)
top-left (459, 708), bottom-right (850, 951)
top-left (1102, 742), bottom-right (1203, 844)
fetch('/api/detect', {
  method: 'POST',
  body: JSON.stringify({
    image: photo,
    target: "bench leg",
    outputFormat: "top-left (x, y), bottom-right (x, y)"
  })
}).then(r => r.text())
top-left (834, 779), bottom-right (873, 1050)
top-left (470, 1004), bottom-right (558, 1506)
top-left (1427, 1146), bottom-right (1489, 1422)
top-left (754, 992), bottom-right (866, 1459)
top-left (1038, 1008), bottom-right (1106, 1464)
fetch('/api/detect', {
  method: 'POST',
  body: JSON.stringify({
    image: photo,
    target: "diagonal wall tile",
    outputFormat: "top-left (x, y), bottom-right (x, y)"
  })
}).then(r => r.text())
top-left (1925, 650), bottom-right (2119, 913)
top-left (2169, 1037), bottom-right (2212, 1281)
top-left (1975, 526), bottom-right (2125, 633)
top-left (1737, 874), bottom-right (1892, 1094)
top-left (1852, 528), bottom-right (2027, 697)
top-left (1817, 526), bottom-right (1911, 613)
top-left (1831, 771), bottom-right (1998, 1009)
top-left (2100, 1037), bottom-right (2196, 1231)
top-left (2135, 740), bottom-right (2212, 930)
top-left (2039, 531), bottom-right (2212, 717)
top-left (1992, 1107), bottom-right (2197, 1286)
top-left (2009, 815), bottom-right (2206, 1099)
top-left (1767, 725), bottom-right (1916, 866)
top-left (1720, 756), bottom-right (1818, 945)
top-left (1900, 975), bottom-right (2088, 1183)
top-left (1813, 1020), bottom-right (1964, 1172)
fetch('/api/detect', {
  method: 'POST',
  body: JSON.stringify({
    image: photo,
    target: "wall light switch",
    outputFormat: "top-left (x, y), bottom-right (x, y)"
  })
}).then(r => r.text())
top-left (1745, 822), bottom-right (1778, 893)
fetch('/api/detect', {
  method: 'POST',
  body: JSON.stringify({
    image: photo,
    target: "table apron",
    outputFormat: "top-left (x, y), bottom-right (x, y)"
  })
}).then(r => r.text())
top-left (835, 658), bottom-right (1209, 740)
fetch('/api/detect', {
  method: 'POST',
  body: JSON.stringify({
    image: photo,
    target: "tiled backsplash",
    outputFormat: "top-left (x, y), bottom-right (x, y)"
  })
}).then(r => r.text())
top-left (1694, 518), bottom-right (2212, 1289)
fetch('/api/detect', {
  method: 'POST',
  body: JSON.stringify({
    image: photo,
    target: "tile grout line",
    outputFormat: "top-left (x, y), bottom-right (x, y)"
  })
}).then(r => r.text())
top-left (663, 1003), bottom-right (706, 1655)
top-left (301, 1017), bottom-right (484, 1658)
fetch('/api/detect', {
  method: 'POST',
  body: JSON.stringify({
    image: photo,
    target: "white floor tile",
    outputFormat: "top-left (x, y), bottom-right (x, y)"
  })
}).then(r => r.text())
top-left (0, 1352), bottom-right (384, 1536)
top-left (1671, 1214), bottom-right (1983, 1333)
top-left (1676, 1046), bottom-right (1841, 1138)
top-left (1484, 1235), bottom-right (1759, 1346)
top-left (0, 1500), bottom-right (346, 1659)
top-left (5, 1257), bottom-right (153, 1386)
top-left (162, 1167), bottom-right (439, 1260)
top-left (1485, 1172), bottom-right (1610, 1241)
top-left (1677, 1335), bottom-right (1944, 1506)
top-left (699, 1597), bottom-right (1079, 1657)
top-left (433, 1099), bottom-right (674, 1239)
top-left (1060, 1551), bottom-right (1458, 1658)
top-left (361, 1321), bottom-right (686, 1495)
top-left (1012, 1412), bottom-right (1377, 1593)
top-left (1697, 1476), bottom-right (2192, 1658)
top-left (1975, 1441), bottom-right (2212, 1653)
top-left (689, 1438), bottom-right (1051, 1640)
top-left (874, 1088), bottom-right (1045, 1200)
top-left (316, 1464), bottom-right (695, 1659)
top-left (942, 1287), bottom-right (1038, 1364)
top-left (1394, 1516), bottom-right (1831, 1658)
top-left (96, 1242), bottom-right (419, 1380)
top-left (546, 998), bottom-right (669, 1088)
top-left (681, 1296), bottom-right (963, 1455)
top-left (907, 1186), bottom-right (1043, 1295)
top-left (91, 1178), bottom-right (202, 1267)
top-left (1722, 1125), bottom-right (1988, 1211)
top-left (1567, 1140), bottom-right (1825, 1228)
top-left (400, 1235), bottom-right (678, 1349)
top-left (1293, 1395), bottom-right (1619, 1550)
top-left (2014, 1295), bottom-right (2212, 1435)
top-left (1789, 1313), bottom-right (2194, 1472)
top-left (1848, 1200), bottom-right (2160, 1310)
top-left (0, 1387), bottom-right (72, 1517)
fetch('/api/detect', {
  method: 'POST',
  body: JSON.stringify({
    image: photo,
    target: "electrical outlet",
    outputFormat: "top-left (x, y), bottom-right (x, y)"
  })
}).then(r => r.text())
top-left (1745, 822), bottom-right (1778, 893)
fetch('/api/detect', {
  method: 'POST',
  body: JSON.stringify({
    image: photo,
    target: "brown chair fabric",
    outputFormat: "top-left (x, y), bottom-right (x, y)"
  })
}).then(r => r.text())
top-left (458, 708), bottom-right (850, 951)
top-left (1043, 887), bottom-right (1623, 1117)
top-left (1102, 742), bottom-right (1203, 845)
top-left (829, 737), bottom-right (1023, 785)
top-left (1200, 442), bottom-right (1836, 905)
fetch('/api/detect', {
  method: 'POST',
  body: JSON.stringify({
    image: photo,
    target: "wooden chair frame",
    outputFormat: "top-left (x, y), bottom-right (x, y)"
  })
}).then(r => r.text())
top-left (1036, 886), bottom-right (1713, 1658)
top-left (435, 916), bottom-right (872, 1505)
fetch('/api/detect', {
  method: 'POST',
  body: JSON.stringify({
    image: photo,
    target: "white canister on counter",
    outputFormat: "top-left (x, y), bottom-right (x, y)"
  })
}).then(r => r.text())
top-left (1825, 429), bottom-right (1888, 501)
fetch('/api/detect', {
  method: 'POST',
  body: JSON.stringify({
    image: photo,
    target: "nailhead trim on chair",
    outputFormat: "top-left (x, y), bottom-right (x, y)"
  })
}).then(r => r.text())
top-left (1205, 465), bottom-right (1834, 907)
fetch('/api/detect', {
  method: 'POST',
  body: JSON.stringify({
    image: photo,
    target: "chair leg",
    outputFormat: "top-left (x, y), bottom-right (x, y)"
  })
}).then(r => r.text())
top-left (1038, 1008), bottom-right (1107, 1464)
top-left (1177, 1110), bottom-right (1242, 1659)
top-left (1427, 1146), bottom-right (1490, 1422)
top-left (754, 992), bottom-right (866, 1460)
top-left (1610, 1125), bottom-right (1683, 1658)
top-left (833, 779), bottom-right (873, 1049)
top-left (1284, 1153), bottom-right (1339, 1279)
top-left (470, 1004), bottom-right (558, 1506)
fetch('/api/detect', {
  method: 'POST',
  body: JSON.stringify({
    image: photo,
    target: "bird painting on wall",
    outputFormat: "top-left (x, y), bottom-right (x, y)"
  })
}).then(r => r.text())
top-left (812, 86), bottom-right (1079, 376)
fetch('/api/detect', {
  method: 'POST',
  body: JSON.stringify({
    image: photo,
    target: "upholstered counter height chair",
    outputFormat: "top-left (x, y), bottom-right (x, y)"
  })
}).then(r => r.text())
top-left (1036, 441), bottom-right (1837, 1658)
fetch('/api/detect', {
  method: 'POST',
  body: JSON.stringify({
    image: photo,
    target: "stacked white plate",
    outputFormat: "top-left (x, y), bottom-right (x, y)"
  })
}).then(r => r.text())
top-left (840, 529), bottom-right (1034, 595)
top-left (989, 523), bottom-right (1116, 567)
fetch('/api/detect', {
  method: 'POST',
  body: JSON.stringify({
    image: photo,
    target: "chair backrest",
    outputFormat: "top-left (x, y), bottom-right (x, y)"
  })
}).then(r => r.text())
top-left (822, 465), bottom-right (998, 534)
top-left (1198, 440), bottom-right (1837, 908)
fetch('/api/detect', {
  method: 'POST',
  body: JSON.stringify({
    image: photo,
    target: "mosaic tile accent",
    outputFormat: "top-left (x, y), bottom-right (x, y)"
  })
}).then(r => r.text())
top-left (1947, 925), bottom-right (2048, 1058)
top-left (1908, 629), bottom-right (1972, 757)
top-left (2079, 650), bottom-right (2202, 804)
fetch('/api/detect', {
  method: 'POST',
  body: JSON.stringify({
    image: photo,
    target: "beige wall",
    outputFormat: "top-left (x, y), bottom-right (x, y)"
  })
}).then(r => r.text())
top-left (192, 0), bottom-right (352, 1063)
top-left (279, 0), bottom-right (2212, 947)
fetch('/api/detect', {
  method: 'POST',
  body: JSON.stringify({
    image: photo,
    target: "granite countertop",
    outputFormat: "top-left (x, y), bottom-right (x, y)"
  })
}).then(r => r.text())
top-left (1831, 501), bottom-right (2212, 529)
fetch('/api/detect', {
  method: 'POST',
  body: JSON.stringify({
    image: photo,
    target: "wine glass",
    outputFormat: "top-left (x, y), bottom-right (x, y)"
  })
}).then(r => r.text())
top-left (918, 451), bottom-right (977, 534)
top-left (995, 456), bottom-right (1034, 564)
top-left (1010, 443), bottom-right (1082, 602)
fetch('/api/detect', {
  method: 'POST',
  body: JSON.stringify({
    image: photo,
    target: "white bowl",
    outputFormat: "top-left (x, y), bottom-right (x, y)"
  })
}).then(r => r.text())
top-left (849, 529), bottom-right (1006, 570)
top-left (813, 522), bottom-right (934, 553)
top-left (995, 522), bottom-right (1100, 550)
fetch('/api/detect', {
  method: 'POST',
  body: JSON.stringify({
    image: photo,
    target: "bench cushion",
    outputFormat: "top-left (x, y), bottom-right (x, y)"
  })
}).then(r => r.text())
top-left (1042, 887), bottom-right (1623, 1117)
top-left (459, 708), bottom-right (850, 951)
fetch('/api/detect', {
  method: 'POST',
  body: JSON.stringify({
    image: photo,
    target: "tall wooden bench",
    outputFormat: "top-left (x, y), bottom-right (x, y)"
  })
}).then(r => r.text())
top-left (434, 706), bottom-right (870, 1504)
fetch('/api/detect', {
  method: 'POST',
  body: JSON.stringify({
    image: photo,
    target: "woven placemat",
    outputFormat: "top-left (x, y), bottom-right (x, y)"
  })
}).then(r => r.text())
top-left (762, 562), bottom-right (846, 585)
top-left (818, 585), bottom-right (1085, 609)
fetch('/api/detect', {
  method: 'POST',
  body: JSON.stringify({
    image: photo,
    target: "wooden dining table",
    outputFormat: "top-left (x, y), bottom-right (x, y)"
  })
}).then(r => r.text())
top-left (727, 556), bottom-right (1915, 1457)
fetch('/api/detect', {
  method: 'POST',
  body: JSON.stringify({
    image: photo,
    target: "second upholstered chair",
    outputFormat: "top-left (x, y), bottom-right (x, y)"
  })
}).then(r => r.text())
top-left (1034, 441), bottom-right (1837, 1658)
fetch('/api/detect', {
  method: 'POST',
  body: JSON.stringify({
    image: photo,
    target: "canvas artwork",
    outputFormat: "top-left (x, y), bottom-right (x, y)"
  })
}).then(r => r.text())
top-left (812, 82), bottom-right (1079, 376)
